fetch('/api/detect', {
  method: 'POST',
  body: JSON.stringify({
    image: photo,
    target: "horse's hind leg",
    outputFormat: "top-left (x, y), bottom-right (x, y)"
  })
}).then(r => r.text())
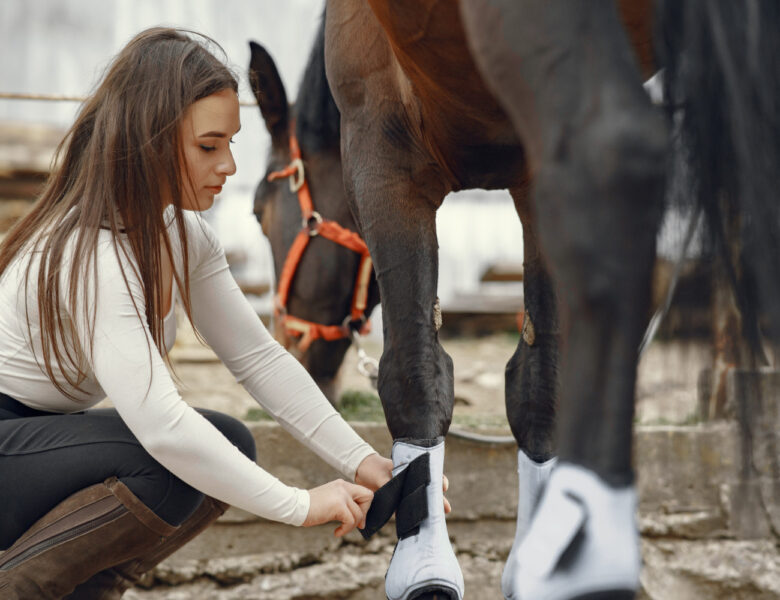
top-left (461, 1), bottom-right (667, 598)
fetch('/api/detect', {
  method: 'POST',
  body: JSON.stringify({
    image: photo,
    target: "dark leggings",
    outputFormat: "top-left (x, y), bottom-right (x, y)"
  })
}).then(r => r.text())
top-left (0, 394), bottom-right (256, 550)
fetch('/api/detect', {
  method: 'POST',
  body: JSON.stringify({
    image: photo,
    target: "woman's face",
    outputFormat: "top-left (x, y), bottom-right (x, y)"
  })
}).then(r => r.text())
top-left (179, 88), bottom-right (240, 211)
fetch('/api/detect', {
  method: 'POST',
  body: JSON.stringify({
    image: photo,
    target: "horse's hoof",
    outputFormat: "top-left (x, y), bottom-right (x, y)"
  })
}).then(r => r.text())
top-left (569, 592), bottom-right (636, 600)
top-left (504, 592), bottom-right (635, 600)
top-left (409, 587), bottom-right (461, 600)
top-left (504, 463), bottom-right (640, 600)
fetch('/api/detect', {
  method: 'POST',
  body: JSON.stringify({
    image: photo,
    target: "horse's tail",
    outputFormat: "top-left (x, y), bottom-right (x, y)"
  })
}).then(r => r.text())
top-left (658, 0), bottom-right (780, 356)
top-left (658, 1), bottom-right (780, 535)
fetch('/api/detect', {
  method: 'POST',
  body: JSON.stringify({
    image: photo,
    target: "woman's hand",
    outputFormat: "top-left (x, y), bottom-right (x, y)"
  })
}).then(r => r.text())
top-left (441, 473), bottom-right (452, 514)
top-left (303, 479), bottom-right (374, 537)
top-left (354, 453), bottom-right (393, 490)
top-left (355, 453), bottom-right (452, 514)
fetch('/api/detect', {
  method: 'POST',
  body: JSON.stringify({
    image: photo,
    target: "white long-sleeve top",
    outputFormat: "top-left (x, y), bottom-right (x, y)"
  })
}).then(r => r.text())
top-left (0, 210), bottom-right (377, 526)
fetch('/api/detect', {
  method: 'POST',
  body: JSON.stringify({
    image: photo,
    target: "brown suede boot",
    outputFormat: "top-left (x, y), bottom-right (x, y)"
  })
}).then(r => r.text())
top-left (64, 496), bottom-right (230, 599)
top-left (0, 477), bottom-right (177, 600)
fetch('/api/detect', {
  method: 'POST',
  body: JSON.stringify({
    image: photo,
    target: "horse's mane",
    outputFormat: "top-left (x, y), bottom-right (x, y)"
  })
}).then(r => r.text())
top-left (659, 0), bottom-right (780, 346)
top-left (296, 12), bottom-right (340, 155)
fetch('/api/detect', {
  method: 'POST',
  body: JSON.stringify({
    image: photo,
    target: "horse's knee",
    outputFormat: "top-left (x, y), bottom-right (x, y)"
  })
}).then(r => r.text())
top-left (505, 338), bottom-right (557, 461)
top-left (378, 342), bottom-right (454, 439)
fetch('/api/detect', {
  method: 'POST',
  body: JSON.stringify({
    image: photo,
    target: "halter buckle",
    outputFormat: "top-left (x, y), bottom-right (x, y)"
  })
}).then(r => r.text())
top-left (304, 211), bottom-right (323, 236)
top-left (288, 158), bottom-right (305, 193)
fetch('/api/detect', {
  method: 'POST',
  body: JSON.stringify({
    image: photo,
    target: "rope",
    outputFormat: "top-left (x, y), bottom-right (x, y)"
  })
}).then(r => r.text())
top-left (0, 92), bottom-right (258, 107)
top-left (447, 427), bottom-right (516, 445)
top-left (638, 207), bottom-right (702, 358)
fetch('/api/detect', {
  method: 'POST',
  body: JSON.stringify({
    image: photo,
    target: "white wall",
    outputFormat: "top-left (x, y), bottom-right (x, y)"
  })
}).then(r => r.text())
top-left (0, 0), bottom-right (525, 323)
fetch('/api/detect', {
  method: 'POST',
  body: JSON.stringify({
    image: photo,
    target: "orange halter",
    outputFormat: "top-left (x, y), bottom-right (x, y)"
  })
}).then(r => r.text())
top-left (267, 135), bottom-right (373, 353)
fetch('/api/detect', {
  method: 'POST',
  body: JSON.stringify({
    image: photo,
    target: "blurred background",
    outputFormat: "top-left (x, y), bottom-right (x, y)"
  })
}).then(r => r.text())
top-left (0, 0), bottom-right (720, 424)
top-left (0, 0), bottom-right (525, 337)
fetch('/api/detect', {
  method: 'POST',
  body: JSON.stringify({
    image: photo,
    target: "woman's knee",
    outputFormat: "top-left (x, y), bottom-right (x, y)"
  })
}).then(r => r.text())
top-left (116, 447), bottom-right (204, 525)
top-left (198, 410), bottom-right (257, 462)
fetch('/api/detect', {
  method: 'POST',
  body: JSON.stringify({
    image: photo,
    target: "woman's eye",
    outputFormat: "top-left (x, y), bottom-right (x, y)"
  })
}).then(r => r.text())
top-left (230, 138), bottom-right (236, 145)
top-left (199, 144), bottom-right (216, 152)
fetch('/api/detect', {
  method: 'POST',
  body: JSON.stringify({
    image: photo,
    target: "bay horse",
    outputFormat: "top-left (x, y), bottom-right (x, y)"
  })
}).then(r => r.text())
top-left (251, 2), bottom-right (780, 598)
top-left (322, 2), bottom-right (661, 598)
top-left (318, 1), bottom-right (780, 600)
top-left (248, 30), bottom-right (380, 406)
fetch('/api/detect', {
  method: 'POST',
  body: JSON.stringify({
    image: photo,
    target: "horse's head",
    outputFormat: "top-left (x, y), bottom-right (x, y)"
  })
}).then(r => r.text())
top-left (248, 37), bottom-right (379, 405)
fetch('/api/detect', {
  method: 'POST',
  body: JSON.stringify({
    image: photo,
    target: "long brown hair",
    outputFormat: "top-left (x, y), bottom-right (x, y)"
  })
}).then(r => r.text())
top-left (0, 27), bottom-right (238, 399)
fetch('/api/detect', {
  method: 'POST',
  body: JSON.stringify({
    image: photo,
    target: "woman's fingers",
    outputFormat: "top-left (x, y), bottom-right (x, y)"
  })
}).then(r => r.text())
top-left (349, 483), bottom-right (374, 532)
top-left (442, 474), bottom-right (451, 513)
top-left (333, 501), bottom-right (358, 536)
top-left (339, 497), bottom-right (363, 536)
top-left (334, 487), bottom-right (372, 536)
top-left (305, 479), bottom-right (374, 536)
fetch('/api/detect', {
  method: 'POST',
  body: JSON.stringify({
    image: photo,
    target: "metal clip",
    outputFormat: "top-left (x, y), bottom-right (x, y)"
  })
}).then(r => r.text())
top-left (288, 157), bottom-right (305, 193)
top-left (303, 211), bottom-right (323, 237)
top-left (350, 329), bottom-right (379, 389)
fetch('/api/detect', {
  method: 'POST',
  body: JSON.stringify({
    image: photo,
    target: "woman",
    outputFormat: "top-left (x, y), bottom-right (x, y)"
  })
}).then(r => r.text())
top-left (0, 27), bottom-right (393, 599)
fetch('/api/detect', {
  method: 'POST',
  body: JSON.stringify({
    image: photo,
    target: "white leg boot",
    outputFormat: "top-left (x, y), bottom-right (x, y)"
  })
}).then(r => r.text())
top-left (502, 450), bottom-right (557, 599)
top-left (385, 439), bottom-right (464, 600)
top-left (512, 463), bottom-right (640, 600)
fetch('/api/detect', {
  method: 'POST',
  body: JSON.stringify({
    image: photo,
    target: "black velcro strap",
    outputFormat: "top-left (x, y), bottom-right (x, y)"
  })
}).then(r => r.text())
top-left (359, 452), bottom-right (430, 540)
top-left (395, 453), bottom-right (431, 539)
top-left (358, 468), bottom-right (406, 539)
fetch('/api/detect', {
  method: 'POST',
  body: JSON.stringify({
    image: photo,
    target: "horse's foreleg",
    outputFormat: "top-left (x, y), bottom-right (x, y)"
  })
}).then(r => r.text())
top-left (324, 0), bottom-right (455, 443)
top-left (325, 3), bottom-right (463, 592)
top-left (339, 119), bottom-right (462, 600)
top-left (501, 186), bottom-right (559, 597)
top-left (461, 1), bottom-right (667, 598)
top-left (345, 166), bottom-right (453, 441)
top-left (506, 185), bottom-right (558, 462)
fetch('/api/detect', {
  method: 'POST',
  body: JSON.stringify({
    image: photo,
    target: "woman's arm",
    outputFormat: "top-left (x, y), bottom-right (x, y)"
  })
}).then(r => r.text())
top-left (65, 238), bottom-right (316, 525)
top-left (185, 216), bottom-right (381, 483)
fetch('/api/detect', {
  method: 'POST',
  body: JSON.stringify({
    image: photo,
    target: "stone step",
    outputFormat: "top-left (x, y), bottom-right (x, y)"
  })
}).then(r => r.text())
top-left (195, 420), bottom-right (775, 549)
top-left (123, 418), bottom-right (780, 596)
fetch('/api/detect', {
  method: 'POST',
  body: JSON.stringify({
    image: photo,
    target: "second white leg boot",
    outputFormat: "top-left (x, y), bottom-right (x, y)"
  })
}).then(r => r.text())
top-left (501, 449), bottom-right (557, 599)
top-left (511, 463), bottom-right (640, 600)
top-left (384, 439), bottom-right (464, 600)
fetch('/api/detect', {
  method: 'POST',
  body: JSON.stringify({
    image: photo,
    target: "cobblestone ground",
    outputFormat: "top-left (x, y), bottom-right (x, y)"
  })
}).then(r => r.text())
top-left (123, 537), bottom-right (780, 600)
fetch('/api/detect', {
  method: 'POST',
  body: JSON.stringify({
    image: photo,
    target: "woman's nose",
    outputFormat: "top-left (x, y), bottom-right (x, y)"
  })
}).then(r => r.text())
top-left (217, 150), bottom-right (237, 176)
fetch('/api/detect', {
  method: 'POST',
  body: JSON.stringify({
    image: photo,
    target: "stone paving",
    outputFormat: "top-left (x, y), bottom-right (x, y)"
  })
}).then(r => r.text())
top-left (124, 536), bottom-right (780, 600)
